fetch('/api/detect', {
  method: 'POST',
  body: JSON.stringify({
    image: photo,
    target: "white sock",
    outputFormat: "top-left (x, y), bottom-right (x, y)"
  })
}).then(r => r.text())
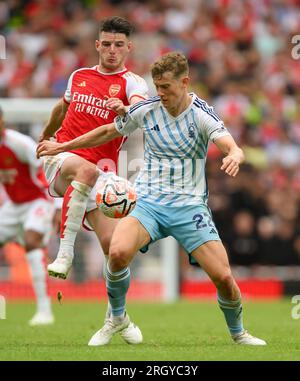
top-left (59, 180), bottom-right (92, 258)
top-left (26, 248), bottom-right (51, 313)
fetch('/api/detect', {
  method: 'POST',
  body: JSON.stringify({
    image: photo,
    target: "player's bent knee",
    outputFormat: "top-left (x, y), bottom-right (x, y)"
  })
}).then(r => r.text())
top-left (213, 272), bottom-right (234, 290)
top-left (76, 165), bottom-right (99, 185)
top-left (109, 246), bottom-right (131, 270)
top-left (24, 232), bottom-right (44, 252)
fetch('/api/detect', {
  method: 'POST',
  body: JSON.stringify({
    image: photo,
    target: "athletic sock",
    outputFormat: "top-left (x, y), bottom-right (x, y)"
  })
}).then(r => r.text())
top-left (106, 264), bottom-right (130, 318)
top-left (217, 292), bottom-right (244, 335)
top-left (102, 255), bottom-right (112, 321)
top-left (26, 248), bottom-right (51, 313)
top-left (59, 180), bottom-right (92, 258)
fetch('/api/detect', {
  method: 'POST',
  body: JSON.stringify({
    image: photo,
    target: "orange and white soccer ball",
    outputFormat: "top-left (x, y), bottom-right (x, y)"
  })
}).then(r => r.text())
top-left (95, 174), bottom-right (137, 218)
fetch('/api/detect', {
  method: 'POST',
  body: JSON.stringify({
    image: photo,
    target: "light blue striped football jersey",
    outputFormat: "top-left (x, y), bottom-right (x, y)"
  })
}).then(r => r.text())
top-left (114, 93), bottom-right (231, 206)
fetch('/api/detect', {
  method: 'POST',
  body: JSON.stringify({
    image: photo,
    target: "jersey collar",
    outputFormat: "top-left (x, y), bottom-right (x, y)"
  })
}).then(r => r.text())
top-left (95, 65), bottom-right (128, 76)
top-left (161, 92), bottom-right (196, 120)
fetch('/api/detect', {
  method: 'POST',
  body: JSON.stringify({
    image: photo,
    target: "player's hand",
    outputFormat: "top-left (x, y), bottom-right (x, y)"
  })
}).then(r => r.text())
top-left (220, 155), bottom-right (241, 177)
top-left (105, 97), bottom-right (127, 116)
top-left (38, 129), bottom-right (52, 142)
top-left (36, 140), bottom-right (64, 158)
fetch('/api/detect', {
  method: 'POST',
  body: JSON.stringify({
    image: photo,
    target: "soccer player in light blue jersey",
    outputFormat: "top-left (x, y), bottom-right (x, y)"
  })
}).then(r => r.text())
top-left (37, 52), bottom-right (266, 346)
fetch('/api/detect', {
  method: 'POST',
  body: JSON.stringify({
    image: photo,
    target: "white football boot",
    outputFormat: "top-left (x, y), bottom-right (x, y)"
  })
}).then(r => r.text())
top-left (88, 313), bottom-right (143, 346)
top-left (103, 306), bottom-right (143, 345)
top-left (47, 251), bottom-right (73, 279)
top-left (29, 311), bottom-right (54, 326)
top-left (120, 322), bottom-right (143, 344)
top-left (232, 330), bottom-right (267, 345)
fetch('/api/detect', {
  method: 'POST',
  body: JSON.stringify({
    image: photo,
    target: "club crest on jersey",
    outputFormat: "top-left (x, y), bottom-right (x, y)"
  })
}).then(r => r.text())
top-left (188, 123), bottom-right (196, 138)
top-left (109, 84), bottom-right (121, 97)
top-left (4, 156), bottom-right (13, 165)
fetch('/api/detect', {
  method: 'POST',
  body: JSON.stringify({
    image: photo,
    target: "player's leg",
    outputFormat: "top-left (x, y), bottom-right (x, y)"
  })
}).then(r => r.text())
top-left (107, 216), bottom-right (150, 316)
top-left (0, 202), bottom-right (52, 326)
top-left (0, 201), bottom-right (20, 245)
top-left (23, 199), bottom-right (55, 325)
top-left (191, 241), bottom-right (266, 345)
top-left (45, 154), bottom-right (99, 279)
top-left (86, 208), bottom-right (117, 321)
top-left (87, 209), bottom-right (146, 344)
top-left (24, 230), bottom-right (54, 326)
top-left (88, 216), bottom-right (151, 346)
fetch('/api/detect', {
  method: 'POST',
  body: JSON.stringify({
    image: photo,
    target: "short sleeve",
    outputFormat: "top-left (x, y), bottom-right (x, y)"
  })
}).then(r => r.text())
top-left (196, 101), bottom-right (231, 142)
top-left (23, 141), bottom-right (43, 168)
top-left (6, 131), bottom-right (42, 168)
top-left (114, 99), bottom-right (149, 136)
top-left (124, 72), bottom-right (148, 102)
top-left (63, 71), bottom-right (75, 104)
top-left (114, 112), bottom-right (139, 136)
top-left (207, 119), bottom-right (231, 142)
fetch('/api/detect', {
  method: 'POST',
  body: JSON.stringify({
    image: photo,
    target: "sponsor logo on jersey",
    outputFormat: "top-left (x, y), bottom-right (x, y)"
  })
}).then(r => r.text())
top-left (78, 81), bottom-right (86, 87)
top-left (109, 84), bottom-right (121, 97)
top-left (73, 92), bottom-right (106, 107)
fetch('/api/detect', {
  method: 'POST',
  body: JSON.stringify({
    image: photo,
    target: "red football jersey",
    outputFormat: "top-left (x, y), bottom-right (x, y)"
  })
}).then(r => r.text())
top-left (56, 66), bottom-right (148, 172)
top-left (0, 130), bottom-right (49, 203)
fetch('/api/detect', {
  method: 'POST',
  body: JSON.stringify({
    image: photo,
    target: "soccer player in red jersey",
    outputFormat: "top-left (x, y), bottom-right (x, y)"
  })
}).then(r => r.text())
top-left (39, 18), bottom-right (147, 341)
top-left (40, 17), bottom-right (148, 281)
top-left (0, 107), bottom-right (55, 326)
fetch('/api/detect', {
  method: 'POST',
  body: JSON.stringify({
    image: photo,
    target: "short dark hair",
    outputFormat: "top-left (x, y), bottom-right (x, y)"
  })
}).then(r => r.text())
top-left (151, 52), bottom-right (189, 80)
top-left (100, 16), bottom-right (133, 37)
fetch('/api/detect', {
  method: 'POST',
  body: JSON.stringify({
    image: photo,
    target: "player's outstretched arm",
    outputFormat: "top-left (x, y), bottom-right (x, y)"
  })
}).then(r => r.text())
top-left (36, 122), bottom-right (121, 158)
top-left (105, 94), bottom-right (146, 116)
top-left (214, 135), bottom-right (244, 177)
top-left (39, 99), bottom-right (69, 142)
top-left (105, 97), bottom-right (128, 116)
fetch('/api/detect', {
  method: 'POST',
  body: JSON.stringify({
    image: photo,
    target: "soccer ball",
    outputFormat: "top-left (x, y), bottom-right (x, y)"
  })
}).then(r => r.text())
top-left (95, 174), bottom-right (137, 218)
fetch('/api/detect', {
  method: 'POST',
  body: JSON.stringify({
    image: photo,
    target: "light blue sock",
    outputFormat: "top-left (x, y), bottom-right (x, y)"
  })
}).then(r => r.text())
top-left (106, 264), bottom-right (130, 317)
top-left (217, 292), bottom-right (244, 335)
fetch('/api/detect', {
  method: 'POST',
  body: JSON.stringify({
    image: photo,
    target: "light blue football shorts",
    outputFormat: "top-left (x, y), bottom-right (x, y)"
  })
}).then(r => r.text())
top-left (130, 198), bottom-right (221, 266)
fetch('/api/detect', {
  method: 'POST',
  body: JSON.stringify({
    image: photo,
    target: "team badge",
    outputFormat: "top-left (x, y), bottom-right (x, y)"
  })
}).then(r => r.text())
top-left (188, 123), bottom-right (195, 138)
top-left (4, 156), bottom-right (13, 165)
top-left (109, 84), bottom-right (121, 97)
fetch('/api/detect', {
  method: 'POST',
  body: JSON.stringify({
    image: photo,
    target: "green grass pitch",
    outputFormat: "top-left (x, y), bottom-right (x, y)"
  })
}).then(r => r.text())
top-left (0, 299), bottom-right (299, 361)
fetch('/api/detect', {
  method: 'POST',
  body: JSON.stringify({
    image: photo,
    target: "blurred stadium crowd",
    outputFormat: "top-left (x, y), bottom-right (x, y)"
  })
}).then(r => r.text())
top-left (1, 0), bottom-right (300, 269)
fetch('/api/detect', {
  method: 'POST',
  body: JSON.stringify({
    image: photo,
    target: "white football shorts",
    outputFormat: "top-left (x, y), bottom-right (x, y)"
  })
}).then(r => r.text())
top-left (43, 152), bottom-right (100, 212)
top-left (0, 198), bottom-right (55, 246)
top-left (43, 152), bottom-right (112, 230)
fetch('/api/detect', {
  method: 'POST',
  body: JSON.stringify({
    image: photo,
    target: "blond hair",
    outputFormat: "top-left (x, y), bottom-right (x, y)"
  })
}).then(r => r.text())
top-left (151, 52), bottom-right (189, 79)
